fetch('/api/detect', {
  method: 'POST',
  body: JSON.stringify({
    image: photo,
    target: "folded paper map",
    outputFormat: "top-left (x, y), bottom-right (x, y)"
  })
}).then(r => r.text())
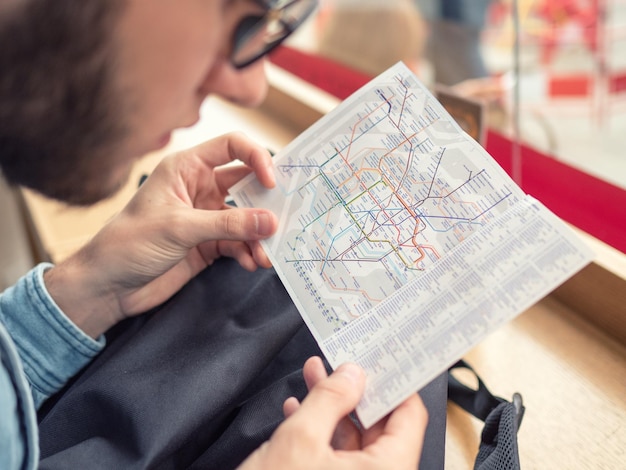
top-left (230, 62), bottom-right (594, 428)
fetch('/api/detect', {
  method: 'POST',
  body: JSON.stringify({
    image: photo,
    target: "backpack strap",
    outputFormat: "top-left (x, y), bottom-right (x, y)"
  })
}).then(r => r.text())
top-left (448, 360), bottom-right (525, 470)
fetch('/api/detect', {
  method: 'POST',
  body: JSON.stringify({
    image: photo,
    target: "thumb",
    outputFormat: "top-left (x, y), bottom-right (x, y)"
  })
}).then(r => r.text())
top-left (184, 207), bottom-right (277, 244)
top-left (290, 363), bottom-right (366, 443)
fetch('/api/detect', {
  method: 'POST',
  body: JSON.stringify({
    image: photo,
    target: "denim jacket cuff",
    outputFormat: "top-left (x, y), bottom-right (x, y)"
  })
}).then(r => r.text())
top-left (0, 263), bottom-right (105, 408)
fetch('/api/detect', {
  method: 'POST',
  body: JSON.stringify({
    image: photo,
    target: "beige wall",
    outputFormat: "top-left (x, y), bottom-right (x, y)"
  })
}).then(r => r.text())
top-left (0, 176), bottom-right (34, 290)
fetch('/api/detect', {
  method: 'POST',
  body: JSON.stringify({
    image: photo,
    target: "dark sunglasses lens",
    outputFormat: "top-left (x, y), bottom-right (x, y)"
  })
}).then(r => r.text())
top-left (233, 14), bottom-right (287, 67)
top-left (232, 1), bottom-right (318, 68)
top-left (233, 15), bottom-right (263, 47)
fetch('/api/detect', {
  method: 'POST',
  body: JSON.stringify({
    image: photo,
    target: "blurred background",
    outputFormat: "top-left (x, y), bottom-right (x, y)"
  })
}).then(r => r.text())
top-left (290, 0), bottom-right (626, 188)
top-left (2, 0), bottom-right (625, 289)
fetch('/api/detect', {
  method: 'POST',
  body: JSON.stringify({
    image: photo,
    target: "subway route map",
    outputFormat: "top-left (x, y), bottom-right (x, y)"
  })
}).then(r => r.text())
top-left (230, 63), bottom-right (593, 427)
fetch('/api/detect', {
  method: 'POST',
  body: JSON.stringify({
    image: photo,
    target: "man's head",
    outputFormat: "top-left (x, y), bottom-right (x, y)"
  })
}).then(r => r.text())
top-left (0, 0), bottom-right (313, 205)
top-left (0, 0), bottom-right (127, 204)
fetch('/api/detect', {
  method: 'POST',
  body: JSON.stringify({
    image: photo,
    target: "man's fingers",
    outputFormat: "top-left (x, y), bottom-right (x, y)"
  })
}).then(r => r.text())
top-left (367, 393), bottom-right (428, 464)
top-left (283, 397), bottom-right (301, 419)
top-left (382, 394), bottom-right (428, 440)
top-left (191, 133), bottom-right (275, 189)
top-left (302, 357), bottom-right (363, 450)
top-left (214, 164), bottom-right (255, 194)
top-left (302, 356), bottom-right (330, 391)
top-left (288, 362), bottom-right (366, 445)
top-left (249, 240), bottom-right (272, 268)
top-left (184, 207), bottom-right (277, 245)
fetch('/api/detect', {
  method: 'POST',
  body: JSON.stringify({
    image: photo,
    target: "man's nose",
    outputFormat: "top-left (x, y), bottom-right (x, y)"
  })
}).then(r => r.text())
top-left (200, 57), bottom-right (269, 107)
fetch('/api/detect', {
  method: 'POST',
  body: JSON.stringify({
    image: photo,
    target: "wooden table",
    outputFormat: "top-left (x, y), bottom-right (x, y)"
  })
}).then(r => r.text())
top-left (446, 298), bottom-right (625, 469)
top-left (19, 66), bottom-right (626, 469)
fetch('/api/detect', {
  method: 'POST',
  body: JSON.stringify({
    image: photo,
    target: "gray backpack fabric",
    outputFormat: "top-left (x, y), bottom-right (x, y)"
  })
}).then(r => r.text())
top-left (37, 258), bottom-right (447, 469)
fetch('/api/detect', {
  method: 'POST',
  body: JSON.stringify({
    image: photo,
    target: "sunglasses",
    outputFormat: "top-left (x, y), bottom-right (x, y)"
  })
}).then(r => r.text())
top-left (231, 0), bottom-right (318, 69)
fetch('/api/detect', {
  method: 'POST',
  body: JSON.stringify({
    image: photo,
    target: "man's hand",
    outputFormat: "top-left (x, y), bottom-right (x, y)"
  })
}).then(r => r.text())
top-left (44, 133), bottom-right (278, 337)
top-left (239, 357), bottom-right (428, 470)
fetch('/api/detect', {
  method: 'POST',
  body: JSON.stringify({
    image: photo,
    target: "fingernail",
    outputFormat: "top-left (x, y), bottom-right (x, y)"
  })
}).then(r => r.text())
top-left (254, 212), bottom-right (275, 237)
top-left (338, 363), bottom-right (364, 384)
top-left (266, 163), bottom-right (276, 187)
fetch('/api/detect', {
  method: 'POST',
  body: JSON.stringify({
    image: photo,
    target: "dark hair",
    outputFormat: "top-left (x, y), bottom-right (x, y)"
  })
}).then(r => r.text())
top-left (0, 0), bottom-right (127, 203)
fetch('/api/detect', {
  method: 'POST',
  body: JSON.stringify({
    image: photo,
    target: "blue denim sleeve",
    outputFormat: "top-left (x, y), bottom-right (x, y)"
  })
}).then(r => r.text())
top-left (0, 263), bottom-right (105, 409)
top-left (1, 322), bottom-right (39, 470)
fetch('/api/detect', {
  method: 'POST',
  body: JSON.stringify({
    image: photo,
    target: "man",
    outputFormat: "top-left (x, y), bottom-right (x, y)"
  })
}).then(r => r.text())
top-left (0, 1), bottom-right (428, 469)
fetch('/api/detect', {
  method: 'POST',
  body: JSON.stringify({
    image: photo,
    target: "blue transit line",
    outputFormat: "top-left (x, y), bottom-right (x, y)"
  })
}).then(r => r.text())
top-left (418, 214), bottom-right (484, 233)
top-left (334, 113), bottom-right (390, 160)
top-left (318, 170), bottom-right (348, 210)
top-left (316, 206), bottom-right (415, 274)
top-left (469, 192), bottom-right (513, 220)
top-left (393, 80), bottom-right (411, 129)
top-left (386, 210), bottom-right (422, 227)
top-left (441, 169), bottom-right (487, 199)
top-left (319, 235), bottom-right (338, 274)
top-left (279, 93), bottom-right (413, 196)
top-left (423, 148), bottom-right (445, 200)
top-left (350, 203), bottom-right (409, 231)
top-left (354, 238), bottom-right (395, 259)
top-left (319, 224), bottom-right (362, 274)
top-left (413, 191), bottom-right (513, 233)
top-left (375, 89), bottom-right (393, 116)
top-left (377, 210), bottom-right (406, 228)
top-left (349, 208), bottom-right (380, 219)
top-left (414, 167), bottom-right (485, 207)
top-left (389, 258), bottom-right (407, 279)
top-left (352, 210), bottom-right (376, 230)
top-left (391, 142), bottom-right (416, 192)
top-left (414, 138), bottom-right (431, 152)
top-left (344, 180), bottom-right (387, 206)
